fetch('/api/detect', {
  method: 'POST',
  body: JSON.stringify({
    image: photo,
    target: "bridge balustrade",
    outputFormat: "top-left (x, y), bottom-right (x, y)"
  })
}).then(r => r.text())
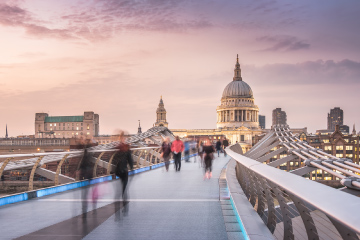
top-left (227, 144), bottom-right (360, 240)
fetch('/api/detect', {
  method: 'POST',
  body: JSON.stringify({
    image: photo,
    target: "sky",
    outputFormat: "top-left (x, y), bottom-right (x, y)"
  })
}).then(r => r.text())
top-left (0, 0), bottom-right (360, 136)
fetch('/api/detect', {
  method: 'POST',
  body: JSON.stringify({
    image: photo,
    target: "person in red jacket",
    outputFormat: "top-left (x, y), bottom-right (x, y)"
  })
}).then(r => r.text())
top-left (171, 136), bottom-right (184, 171)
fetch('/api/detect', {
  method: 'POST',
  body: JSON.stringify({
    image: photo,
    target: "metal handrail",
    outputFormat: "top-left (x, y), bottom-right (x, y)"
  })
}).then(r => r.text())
top-left (0, 146), bottom-right (160, 159)
top-left (226, 144), bottom-right (360, 236)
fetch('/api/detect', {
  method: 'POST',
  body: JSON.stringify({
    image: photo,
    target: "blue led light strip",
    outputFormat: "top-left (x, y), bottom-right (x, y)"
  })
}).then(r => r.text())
top-left (229, 195), bottom-right (250, 240)
top-left (0, 193), bottom-right (28, 207)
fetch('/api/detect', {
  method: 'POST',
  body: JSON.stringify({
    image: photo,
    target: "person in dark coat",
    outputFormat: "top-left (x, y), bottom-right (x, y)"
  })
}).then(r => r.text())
top-left (113, 131), bottom-right (133, 219)
top-left (203, 139), bottom-right (215, 179)
top-left (76, 138), bottom-right (93, 218)
top-left (215, 140), bottom-right (222, 157)
top-left (161, 137), bottom-right (172, 171)
top-left (222, 138), bottom-right (229, 157)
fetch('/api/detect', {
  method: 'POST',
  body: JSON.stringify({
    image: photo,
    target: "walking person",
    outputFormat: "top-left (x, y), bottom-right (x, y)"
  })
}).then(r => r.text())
top-left (203, 139), bottom-right (215, 179)
top-left (223, 138), bottom-right (229, 157)
top-left (184, 140), bottom-right (190, 162)
top-left (198, 141), bottom-right (204, 167)
top-left (215, 139), bottom-right (222, 157)
top-left (113, 131), bottom-right (134, 220)
top-left (77, 138), bottom-right (93, 219)
top-left (171, 136), bottom-right (184, 171)
top-left (161, 137), bottom-right (172, 172)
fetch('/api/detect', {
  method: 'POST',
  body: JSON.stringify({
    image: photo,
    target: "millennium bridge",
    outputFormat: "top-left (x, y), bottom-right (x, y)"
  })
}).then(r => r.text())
top-left (0, 126), bottom-right (359, 240)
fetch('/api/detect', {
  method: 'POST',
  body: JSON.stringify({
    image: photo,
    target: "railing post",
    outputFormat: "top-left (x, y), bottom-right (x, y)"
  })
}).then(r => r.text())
top-left (248, 169), bottom-right (258, 207)
top-left (29, 156), bottom-right (44, 191)
top-left (327, 216), bottom-right (360, 240)
top-left (0, 157), bottom-right (13, 180)
top-left (106, 152), bottom-right (116, 175)
top-left (93, 152), bottom-right (105, 178)
top-left (253, 173), bottom-right (266, 217)
top-left (268, 182), bottom-right (294, 240)
top-left (55, 154), bottom-right (69, 186)
top-left (287, 192), bottom-right (319, 240)
top-left (258, 176), bottom-right (276, 233)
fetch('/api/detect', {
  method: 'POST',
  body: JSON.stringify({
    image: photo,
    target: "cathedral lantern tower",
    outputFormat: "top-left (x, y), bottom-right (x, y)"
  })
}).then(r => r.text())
top-left (155, 96), bottom-right (168, 127)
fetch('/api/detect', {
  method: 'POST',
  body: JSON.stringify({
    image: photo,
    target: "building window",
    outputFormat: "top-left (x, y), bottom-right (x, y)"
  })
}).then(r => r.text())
top-left (63, 123), bottom-right (65, 126)
top-left (50, 124), bottom-right (52, 127)
top-left (323, 139), bottom-right (329, 143)
top-left (346, 154), bottom-right (353, 158)
top-left (324, 146), bottom-right (332, 151)
top-left (76, 127), bottom-right (79, 130)
top-left (87, 124), bottom-right (90, 130)
top-left (336, 154), bottom-right (343, 158)
top-left (336, 145), bottom-right (343, 150)
top-left (240, 135), bottom-right (244, 141)
top-left (54, 123), bottom-right (56, 126)
top-left (346, 146), bottom-right (353, 150)
top-left (87, 132), bottom-right (90, 135)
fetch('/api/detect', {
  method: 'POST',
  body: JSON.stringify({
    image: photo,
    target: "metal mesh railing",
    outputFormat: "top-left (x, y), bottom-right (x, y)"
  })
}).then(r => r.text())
top-left (228, 144), bottom-right (360, 240)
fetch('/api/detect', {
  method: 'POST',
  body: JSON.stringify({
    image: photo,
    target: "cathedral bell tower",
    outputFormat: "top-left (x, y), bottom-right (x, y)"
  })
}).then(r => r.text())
top-left (154, 96), bottom-right (168, 127)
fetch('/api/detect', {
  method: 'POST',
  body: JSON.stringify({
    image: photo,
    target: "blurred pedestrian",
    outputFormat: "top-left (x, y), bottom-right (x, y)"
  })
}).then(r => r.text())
top-left (223, 138), bottom-right (229, 157)
top-left (215, 139), bottom-right (222, 157)
top-left (113, 131), bottom-right (134, 219)
top-left (77, 138), bottom-right (93, 218)
top-left (161, 137), bottom-right (172, 172)
top-left (171, 136), bottom-right (184, 172)
top-left (197, 141), bottom-right (204, 167)
top-left (184, 140), bottom-right (190, 162)
top-left (203, 139), bottom-right (215, 179)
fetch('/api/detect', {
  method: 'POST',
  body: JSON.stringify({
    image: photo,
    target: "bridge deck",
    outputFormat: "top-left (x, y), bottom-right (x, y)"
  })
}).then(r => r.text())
top-left (0, 155), bottom-right (243, 240)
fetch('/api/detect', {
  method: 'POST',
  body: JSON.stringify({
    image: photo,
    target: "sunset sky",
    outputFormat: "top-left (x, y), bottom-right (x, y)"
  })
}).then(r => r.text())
top-left (1, 0), bottom-right (360, 136)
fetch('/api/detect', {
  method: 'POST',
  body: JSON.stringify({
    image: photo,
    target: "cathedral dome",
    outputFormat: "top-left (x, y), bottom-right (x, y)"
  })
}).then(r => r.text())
top-left (222, 80), bottom-right (253, 99)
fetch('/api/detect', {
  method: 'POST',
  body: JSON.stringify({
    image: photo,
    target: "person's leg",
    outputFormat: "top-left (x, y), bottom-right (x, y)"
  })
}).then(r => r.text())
top-left (121, 173), bottom-right (129, 215)
top-left (174, 154), bottom-right (178, 171)
top-left (178, 153), bottom-right (182, 171)
top-left (175, 154), bottom-right (178, 170)
top-left (165, 160), bottom-right (169, 171)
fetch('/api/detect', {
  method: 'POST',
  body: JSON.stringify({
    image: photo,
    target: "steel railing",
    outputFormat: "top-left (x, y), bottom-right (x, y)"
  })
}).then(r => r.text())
top-left (227, 144), bottom-right (360, 240)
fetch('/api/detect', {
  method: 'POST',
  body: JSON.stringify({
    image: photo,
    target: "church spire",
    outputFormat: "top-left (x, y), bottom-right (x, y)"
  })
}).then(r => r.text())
top-left (233, 54), bottom-right (242, 81)
top-left (138, 120), bottom-right (142, 134)
top-left (352, 123), bottom-right (356, 135)
top-left (154, 96), bottom-right (168, 128)
top-left (5, 124), bottom-right (8, 139)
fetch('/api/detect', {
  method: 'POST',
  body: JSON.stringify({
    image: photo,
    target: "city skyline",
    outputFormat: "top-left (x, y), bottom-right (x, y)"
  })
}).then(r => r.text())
top-left (1, 0), bottom-right (360, 136)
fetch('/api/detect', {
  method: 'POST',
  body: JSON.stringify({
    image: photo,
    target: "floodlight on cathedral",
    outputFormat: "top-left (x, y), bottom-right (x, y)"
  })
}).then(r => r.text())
top-left (216, 55), bottom-right (260, 129)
